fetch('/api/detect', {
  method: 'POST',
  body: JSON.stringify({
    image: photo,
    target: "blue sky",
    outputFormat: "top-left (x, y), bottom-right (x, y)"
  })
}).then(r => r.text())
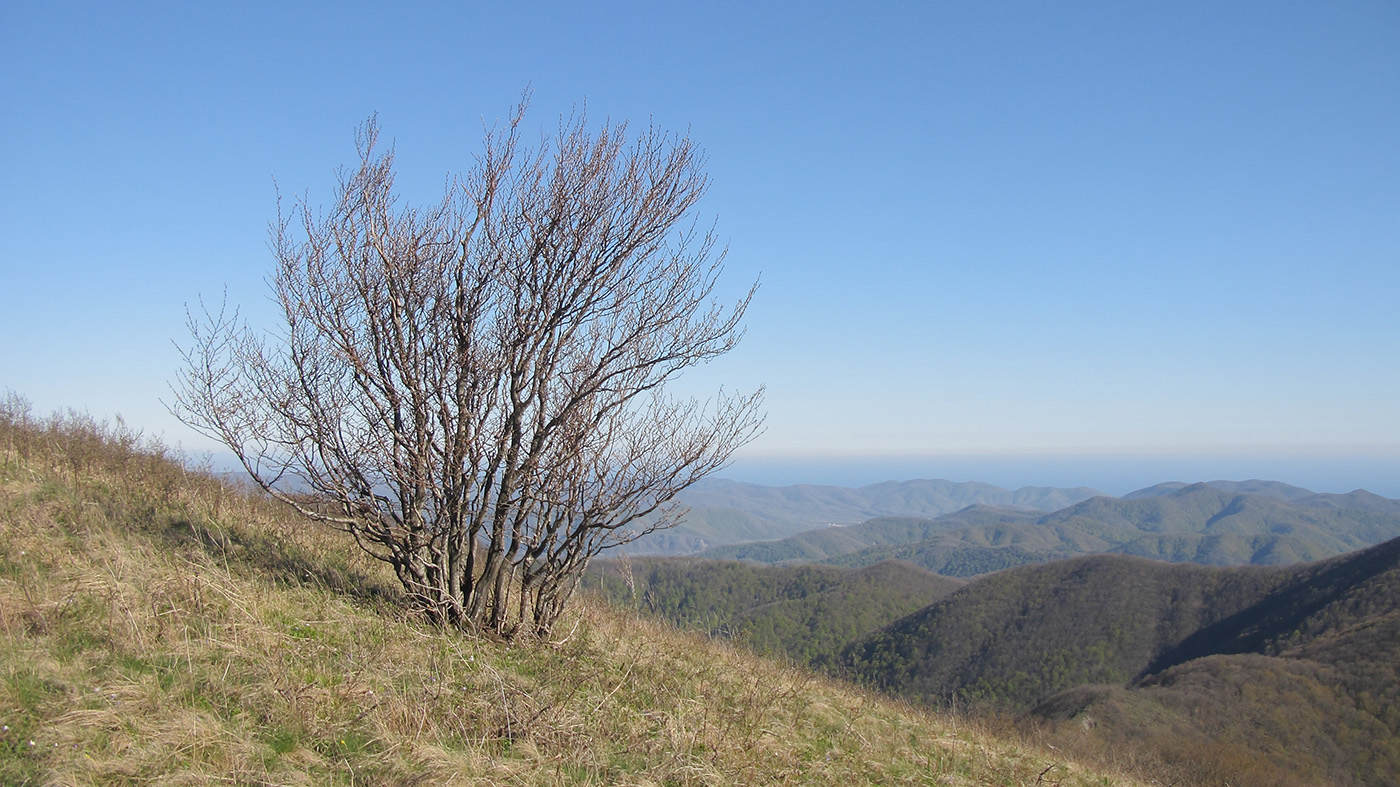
top-left (4, 2), bottom-right (1398, 495)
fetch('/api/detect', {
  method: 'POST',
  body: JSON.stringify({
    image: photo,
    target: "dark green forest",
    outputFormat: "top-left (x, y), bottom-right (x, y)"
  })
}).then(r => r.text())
top-left (608, 520), bottom-right (1400, 786)
top-left (839, 537), bottom-right (1400, 786)
top-left (586, 557), bottom-right (962, 667)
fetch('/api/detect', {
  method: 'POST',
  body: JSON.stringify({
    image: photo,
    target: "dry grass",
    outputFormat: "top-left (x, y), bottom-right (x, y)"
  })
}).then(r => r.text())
top-left (0, 397), bottom-right (1142, 785)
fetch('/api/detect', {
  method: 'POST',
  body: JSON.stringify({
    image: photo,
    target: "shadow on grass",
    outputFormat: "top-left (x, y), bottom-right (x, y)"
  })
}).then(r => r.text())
top-left (161, 516), bottom-right (406, 610)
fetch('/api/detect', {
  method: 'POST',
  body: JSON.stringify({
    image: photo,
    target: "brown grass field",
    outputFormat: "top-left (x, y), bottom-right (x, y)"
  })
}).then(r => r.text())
top-left (0, 397), bottom-right (1145, 785)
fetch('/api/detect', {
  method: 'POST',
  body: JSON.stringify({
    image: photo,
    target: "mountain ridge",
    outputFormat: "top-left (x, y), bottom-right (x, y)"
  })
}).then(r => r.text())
top-left (625, 478), bottom-right (1105, 554)
top-left (701, 481), bottom-right (1400, 575)
top-left (841, 536), bottom-right (1400, 785)
top-left (587, 556), bottom-right (964, 668)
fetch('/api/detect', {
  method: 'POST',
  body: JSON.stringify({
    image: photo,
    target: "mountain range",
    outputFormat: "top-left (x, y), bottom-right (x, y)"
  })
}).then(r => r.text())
top-left (599, 525), bottom-right (1400, 785)
top-left (602, 478), bottom-right (1400, 785)
top-left (690, 480), bottom-right (1400, 574)
top-left (626, 477), bottom-right (1104, 554)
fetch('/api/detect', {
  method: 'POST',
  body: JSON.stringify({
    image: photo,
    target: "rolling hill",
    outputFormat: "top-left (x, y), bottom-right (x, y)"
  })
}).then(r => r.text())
top-left (1122, 478), bottom-right (1318, 501)
top-left (693, 512), bottom-right (1024, 564)
top-left (842, 537), bottom-right (1400, 786)
top-left (587, 556), bottom-right (963, 668)
top-left (713, 482), bottom-right (1400, 576)
top-left (624, 478), bottom-right (1103, 554)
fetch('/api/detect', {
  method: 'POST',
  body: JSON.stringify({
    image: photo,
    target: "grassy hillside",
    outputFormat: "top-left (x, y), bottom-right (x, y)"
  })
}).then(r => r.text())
top-left (588, 556), bottom-right (963, 668)
top-left (0, 401), bottom-right (1137, 786)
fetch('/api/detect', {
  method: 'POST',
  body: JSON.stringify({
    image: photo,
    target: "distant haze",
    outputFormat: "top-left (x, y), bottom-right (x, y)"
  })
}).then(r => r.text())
top-left (200, 447), bottom-right (1400, 500)
top-left (721, 453), bottom-right (1400, 500)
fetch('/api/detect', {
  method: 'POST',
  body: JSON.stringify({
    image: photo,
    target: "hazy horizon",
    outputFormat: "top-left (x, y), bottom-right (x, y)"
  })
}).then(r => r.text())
top-left (717, 452), bottom-right (1400, 499)
top-left (184, 443), bottom-right (1400, 500)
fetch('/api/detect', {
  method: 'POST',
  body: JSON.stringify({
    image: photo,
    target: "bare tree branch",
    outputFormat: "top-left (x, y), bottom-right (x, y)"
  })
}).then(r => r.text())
top-left (170, 97), bottom-right (764, 637)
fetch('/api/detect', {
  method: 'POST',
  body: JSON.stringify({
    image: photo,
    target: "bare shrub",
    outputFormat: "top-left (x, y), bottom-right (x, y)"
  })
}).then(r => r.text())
top-left (170, 98), bottom-right (763, 638)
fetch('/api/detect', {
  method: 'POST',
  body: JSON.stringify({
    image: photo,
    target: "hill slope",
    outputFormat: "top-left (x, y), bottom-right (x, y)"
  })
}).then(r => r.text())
top-left (842, 555), bottom-right (1295, 709)
top-left (696, 511), bottom-right (1039, 563)
top-left (1123, 478), bottom-right (1317, 500)
top-left (1031, 535), bottom-right (1400, 787)
top-left (843, 538), bottom-right (1400, 786)
top-left (0, 403), bottom-right (1135, 786)
top-left (588, 556), bottom-right (963, 668)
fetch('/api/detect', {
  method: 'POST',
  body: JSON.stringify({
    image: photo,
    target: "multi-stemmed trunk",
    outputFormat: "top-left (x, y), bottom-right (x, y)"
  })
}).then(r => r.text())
top-left (172, 97), bottom-right (763, 638)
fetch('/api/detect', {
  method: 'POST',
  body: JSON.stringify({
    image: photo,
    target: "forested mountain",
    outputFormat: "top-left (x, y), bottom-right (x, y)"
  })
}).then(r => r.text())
top-left (615, 506), bottom-right (788, 555)
top-left (1123, 478), bottom-right (1317, 500)
top-left (679, 477), bottom-right (1103, 523)
top-left (624, 478), bottom-right (1103, 554)
top-left (586, 557), bottom-right (962, 667)
top-left (842, 536), bottom-right (1400, 786)
top-left (695, 511), bottom-right (1034, 564)
top-left (707, 482), bottom-right (1400, 575)
top-left (842, 555), bottom-right (1297, 709)
top-left (596, 480), bottom-right (1400, 785)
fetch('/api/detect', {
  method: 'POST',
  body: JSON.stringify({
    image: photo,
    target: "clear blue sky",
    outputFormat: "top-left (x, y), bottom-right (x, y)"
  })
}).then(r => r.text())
top-left (4, 2), bottom-right (1398, 495)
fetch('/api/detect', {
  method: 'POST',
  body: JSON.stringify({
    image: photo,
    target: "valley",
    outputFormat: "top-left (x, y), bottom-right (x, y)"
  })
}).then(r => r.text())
top-left (595, 477), bottom-right (1400, 786)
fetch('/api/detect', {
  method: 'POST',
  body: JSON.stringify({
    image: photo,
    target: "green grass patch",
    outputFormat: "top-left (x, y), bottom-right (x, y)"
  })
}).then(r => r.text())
top-left (264, 726), bottom-right (300, 756)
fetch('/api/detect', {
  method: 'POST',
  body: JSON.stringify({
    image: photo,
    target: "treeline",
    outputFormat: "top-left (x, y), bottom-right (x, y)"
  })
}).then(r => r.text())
top-left (841, 555), bottom-right (1296, 709)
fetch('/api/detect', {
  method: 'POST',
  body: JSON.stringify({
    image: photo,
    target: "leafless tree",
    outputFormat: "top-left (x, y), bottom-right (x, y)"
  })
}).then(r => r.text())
top-left (171, 100), bottom-right (764, 638)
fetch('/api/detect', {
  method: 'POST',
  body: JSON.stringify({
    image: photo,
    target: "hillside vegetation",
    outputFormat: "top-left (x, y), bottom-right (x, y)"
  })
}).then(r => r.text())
top-left (842, 541), bottom-right (1400, 786)
top-left (696, 515), bottom-right (1010, 564)
top-left (588, 557), bottom-right (963, 668)
top-left (611, 498), bottom-right (1400, 785)
top-left (842, 556), bottom-right (1297, 709)
top-left (0, 399), bottom-right (1138, 786)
